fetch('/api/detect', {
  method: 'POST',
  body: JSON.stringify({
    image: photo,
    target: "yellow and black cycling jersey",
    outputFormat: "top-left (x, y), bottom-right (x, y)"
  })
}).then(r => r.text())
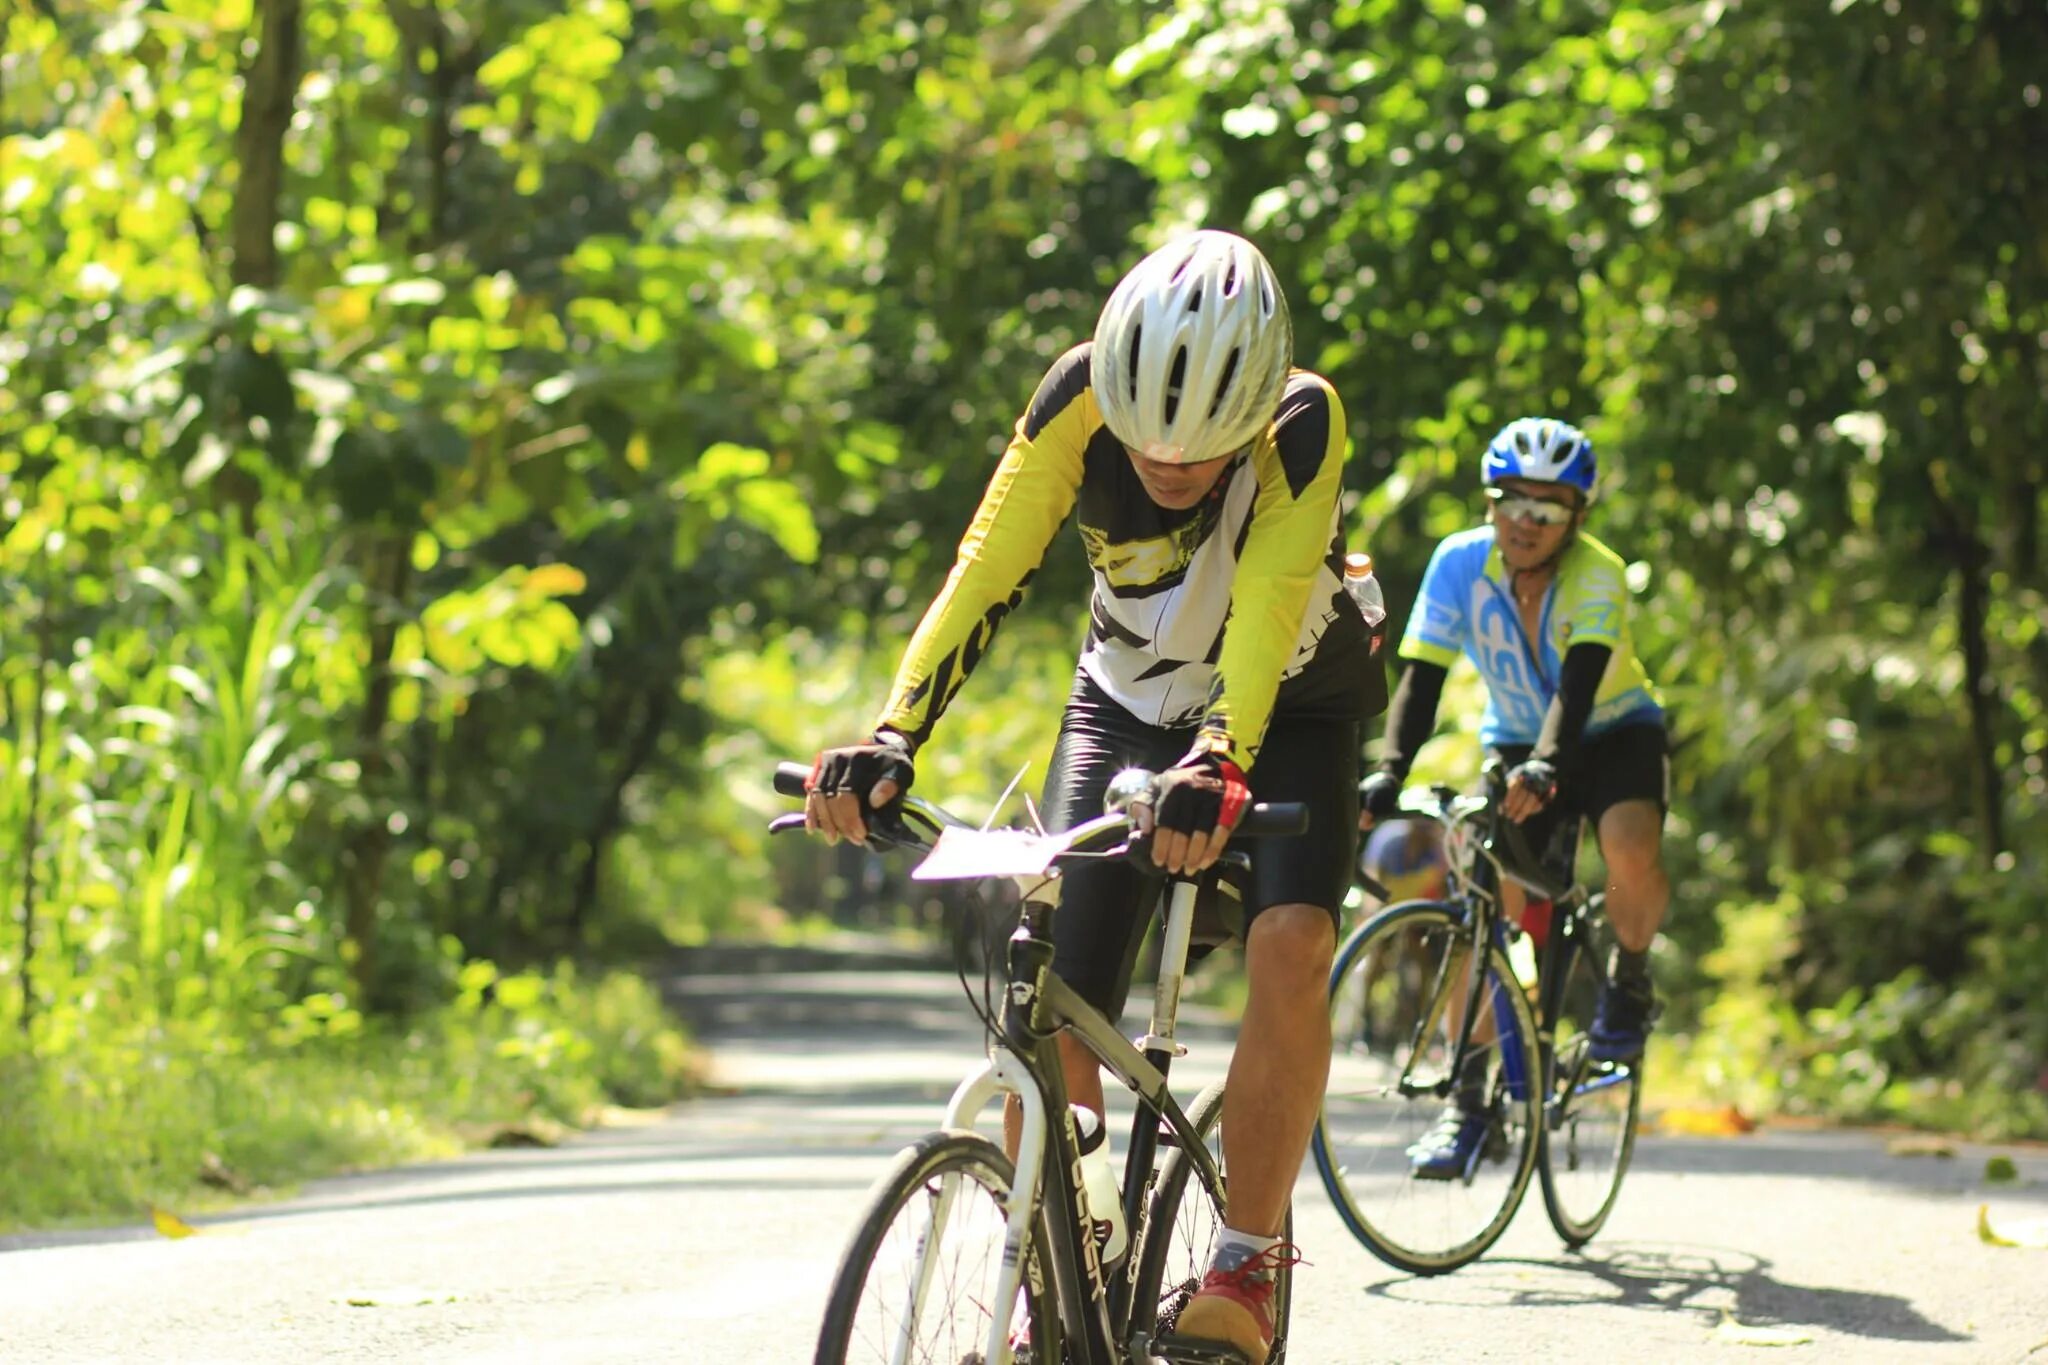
top-left (875, 342), bottom-right (1382, 770)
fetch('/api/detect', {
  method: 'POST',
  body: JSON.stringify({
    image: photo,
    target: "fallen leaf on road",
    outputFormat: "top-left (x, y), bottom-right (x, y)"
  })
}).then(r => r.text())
top-left (1984, 1155), bottom-right (2020, 1184)
top-left (487, 1120), bottom-right (562, 1148)
top-left (149, 1205), bottom-right (199, 1239)
top-left (1977, 1204), bottom-right (2048, 1248)
top-left (338, 1288), bottom-right (461, 1307)
top-left (1884, 1135), bottom-right (1956, 1158)
top-left (1655, 1104), bottom-right (1757, 1137)
top-left (1711, 1313), bottom-right (1814, 1347)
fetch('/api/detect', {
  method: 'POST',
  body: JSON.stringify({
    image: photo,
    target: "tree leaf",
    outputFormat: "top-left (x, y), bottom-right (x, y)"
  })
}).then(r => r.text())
top-left (522, 564), bottom-right (587, 598)
top-left (149, 1205), bottom-right (200, 1239)
top-left (182, 433), bottom-right (231, 487)
top-left (1978, 1205), bottom-right (2048, 1249)
top-left (1710, 1314), bottom-right (1814, 1348)
top-left (338, 1288), bottom-right (461, 1308)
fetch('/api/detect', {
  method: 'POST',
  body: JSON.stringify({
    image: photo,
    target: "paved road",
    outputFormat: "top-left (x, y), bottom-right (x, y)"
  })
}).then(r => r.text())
top-left (2, 941), bottom-right (2045, 1363)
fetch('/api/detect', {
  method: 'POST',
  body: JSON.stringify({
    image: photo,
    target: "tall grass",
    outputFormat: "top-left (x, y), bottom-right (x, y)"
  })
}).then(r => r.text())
top-left (0, 506), bottom-right (345, 1043)
top-left (0, 492), bottom-right (698, 1230)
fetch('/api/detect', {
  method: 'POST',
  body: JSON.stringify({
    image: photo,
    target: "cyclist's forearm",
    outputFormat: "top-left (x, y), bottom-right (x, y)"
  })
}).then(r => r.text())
top-left (1530, 642), bottom-right (1612, 768)
top-left (1376, 661), bottom-right (1447, 778)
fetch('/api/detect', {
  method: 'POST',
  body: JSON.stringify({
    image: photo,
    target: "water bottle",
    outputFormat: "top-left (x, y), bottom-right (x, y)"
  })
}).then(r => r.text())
top-left (1071, 1105), bottom-right (1128, 1265)
top-left (1342, 551), bottom-right (1386, 628)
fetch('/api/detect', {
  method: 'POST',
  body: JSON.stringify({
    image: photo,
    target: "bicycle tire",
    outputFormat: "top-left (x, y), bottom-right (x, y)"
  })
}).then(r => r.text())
top-left (1537, 913), bottom-right (1644, 1247)
top-left (816, 1129), bottom-right (1060, 1364)
top-left (1128, 1079), bottom-right (1294, 1363)
top-left (1311, 899), bottom-right (1543, 1275)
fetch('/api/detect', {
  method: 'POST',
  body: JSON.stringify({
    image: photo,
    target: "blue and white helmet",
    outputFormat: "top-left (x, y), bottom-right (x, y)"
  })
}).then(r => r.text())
top-left (1481, 418), bottom-right (1596, 500)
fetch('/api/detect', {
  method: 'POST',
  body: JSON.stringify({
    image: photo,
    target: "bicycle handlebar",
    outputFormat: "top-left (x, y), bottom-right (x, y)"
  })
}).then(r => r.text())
top-left (768, 760), bottom-right (1308, 869)
top-left (772, 761), bottom-right (812, 798)
top-left (1393, 773), bottom-right (1572, 901)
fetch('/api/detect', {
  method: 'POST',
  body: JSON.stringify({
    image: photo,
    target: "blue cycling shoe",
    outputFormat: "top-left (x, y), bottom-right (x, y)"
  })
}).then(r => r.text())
top-left (1407, 1103), bottom-right (1489, 1181)
top-left (1589, 974), bottom-right (1658, 1063)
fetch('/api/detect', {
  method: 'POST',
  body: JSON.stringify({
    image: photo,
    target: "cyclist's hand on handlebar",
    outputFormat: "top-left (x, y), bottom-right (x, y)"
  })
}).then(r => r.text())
top-left (804, 732), bottom-right (915, 845)
top-left (1138, 754), bottom-right (1249, 875)
top-left (1503, 758), bottom-right (1559, 823)
top-left (1358, 770), bottom-right (1402, 831)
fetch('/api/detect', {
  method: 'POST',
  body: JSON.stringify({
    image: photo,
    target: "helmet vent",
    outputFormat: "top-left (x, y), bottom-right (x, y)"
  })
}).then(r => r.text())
top-left (1208, 348), bottom-right (1242, 421)
top-left (1125, 324), bottom-right (1143, 400)
top-left (1163, 347), bottom-right (1188, 426)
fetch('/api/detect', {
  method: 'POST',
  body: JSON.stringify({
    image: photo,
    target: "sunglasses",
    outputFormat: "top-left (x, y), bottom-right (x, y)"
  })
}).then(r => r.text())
top-left (1485, 487), bottom-right (1578, 526)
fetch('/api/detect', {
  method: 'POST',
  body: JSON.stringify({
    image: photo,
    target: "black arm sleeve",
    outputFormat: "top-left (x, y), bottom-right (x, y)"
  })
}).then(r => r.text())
top-left (1530, 643), bottom-right (1613, 769)
top-left (1376, 661), bottom-right (1448, 778)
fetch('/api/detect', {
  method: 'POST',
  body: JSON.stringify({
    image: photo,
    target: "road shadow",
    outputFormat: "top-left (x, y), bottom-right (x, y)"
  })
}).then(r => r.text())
top-left (1367, 1240), bottom-right (1967, 1347)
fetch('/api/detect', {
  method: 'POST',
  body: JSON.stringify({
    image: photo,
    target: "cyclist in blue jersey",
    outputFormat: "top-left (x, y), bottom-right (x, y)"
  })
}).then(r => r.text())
top-left (1358, 417), bottom-right (1671, 1178)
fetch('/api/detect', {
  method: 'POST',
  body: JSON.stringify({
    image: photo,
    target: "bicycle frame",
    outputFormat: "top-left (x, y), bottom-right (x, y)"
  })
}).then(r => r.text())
top-left (1407, 782), bottom-right (1634, 1131)
top-left (899, 876), bottom-right (1224, 1365)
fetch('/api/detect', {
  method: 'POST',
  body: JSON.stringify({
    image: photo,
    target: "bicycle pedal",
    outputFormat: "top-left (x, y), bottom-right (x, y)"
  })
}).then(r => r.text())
top-left (1152, 1336), bottom-right (1252, 1365)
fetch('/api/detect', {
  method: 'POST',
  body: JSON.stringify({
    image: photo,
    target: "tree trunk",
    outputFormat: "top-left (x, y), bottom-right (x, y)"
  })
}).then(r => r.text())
top-left (340, 533), bottom-right (412, 1006)
top-left (228, 0), bottom-right (302, 290)
top-left (569, 687), bottom-right (672, 936)
top-left (15, 580), bottom-right (50, 1036)
top-left (1954, 538), bottom-right (2005, 862)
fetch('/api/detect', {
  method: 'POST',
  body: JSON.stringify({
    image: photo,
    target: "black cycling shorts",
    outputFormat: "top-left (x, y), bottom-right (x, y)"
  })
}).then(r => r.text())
top-left (1492, 720), bottom-right (1669, 873)
top-left (1040, 671), bottom-right (1360, 1021)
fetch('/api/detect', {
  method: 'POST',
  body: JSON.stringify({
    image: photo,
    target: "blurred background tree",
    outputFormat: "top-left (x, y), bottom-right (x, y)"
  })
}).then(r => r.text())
top-left (0, 0), bottom-right (2041, 1222)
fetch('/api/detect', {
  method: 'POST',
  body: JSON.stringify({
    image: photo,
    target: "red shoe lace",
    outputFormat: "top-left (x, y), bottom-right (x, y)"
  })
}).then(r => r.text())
top-left (1203, 1241), bottom-right (1308, 1293)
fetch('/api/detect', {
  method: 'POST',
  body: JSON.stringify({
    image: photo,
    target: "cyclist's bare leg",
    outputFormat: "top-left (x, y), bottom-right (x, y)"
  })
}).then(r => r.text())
top-left (1221, 903), bottom-right (1336, 1236)
top-left (1595, 798), bottom-right (1668, 952)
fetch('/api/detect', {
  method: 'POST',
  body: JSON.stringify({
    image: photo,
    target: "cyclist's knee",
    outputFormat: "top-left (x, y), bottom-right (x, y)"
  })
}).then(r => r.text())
top-left (1246, 902), bottom-right (1337, 980)
top-left (1603, 833), bottom-right (1663, 888)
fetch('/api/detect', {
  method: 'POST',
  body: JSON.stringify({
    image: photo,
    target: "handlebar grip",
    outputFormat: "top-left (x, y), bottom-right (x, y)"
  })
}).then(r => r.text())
top-left (1235, 801), bottom-right (1309, 838)
top-left (774, 761), bottom-right (813, 798)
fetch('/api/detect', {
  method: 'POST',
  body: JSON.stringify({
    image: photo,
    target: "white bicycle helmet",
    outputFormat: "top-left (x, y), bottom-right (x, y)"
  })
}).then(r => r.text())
top-left (1090, 230), bottom-right (1293, 465)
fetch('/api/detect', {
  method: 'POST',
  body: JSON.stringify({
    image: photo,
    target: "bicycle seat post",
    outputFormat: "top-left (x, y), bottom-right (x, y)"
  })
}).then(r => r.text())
top-left (1134, 878), bottom-right (1201, 1064)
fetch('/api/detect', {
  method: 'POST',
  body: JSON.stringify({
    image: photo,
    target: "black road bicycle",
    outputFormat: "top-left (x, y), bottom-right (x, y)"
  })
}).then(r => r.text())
top-left (1311, 763), bottom-right (1644, 1274)
top-left (772, 763), bottom-right (1307, 1364)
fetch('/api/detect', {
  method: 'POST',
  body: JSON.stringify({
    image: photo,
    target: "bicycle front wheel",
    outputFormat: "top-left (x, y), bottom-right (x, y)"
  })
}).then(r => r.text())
top-left (1537, 917), bottom-right (1644, 1247)
top-left (816, 1129), bottom-right (1058, 1364)
top-left (1130, 1080), bottom-right (1294, 1363)
top-left (1312, 900), bottom-right (1542, 1275)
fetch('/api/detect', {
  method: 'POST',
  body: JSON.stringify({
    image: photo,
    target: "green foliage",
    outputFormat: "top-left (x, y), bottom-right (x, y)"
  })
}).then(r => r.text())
top-left (0, 965), bottom-right (693, 1231)
top-left (2, 0), bottom-right (2045, 1234)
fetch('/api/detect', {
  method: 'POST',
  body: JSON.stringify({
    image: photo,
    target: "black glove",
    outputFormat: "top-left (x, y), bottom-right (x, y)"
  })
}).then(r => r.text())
top-left (1151, 755), bottom-right (1250, 838)
top-left (1505, 758), bottom-right (1559, 809)
top-left (806, 732), bottom-right (916, 812)
top-left (1358, 770), bottom-right (1403, 823)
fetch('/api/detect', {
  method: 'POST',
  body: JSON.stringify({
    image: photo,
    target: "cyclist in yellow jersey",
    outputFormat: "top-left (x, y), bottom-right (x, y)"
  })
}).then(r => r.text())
top-left (805, 231), bottom-right (1383, 1364)
top-left (1359, 417), bottom-right (1671, 1179)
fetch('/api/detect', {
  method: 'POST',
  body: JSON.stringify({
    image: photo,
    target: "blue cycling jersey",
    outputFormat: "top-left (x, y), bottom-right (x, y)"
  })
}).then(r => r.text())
top-left (1399, 526), bottom-right (1662, 747)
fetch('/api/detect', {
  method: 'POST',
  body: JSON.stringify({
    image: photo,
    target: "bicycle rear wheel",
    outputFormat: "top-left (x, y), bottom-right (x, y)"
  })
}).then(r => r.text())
top-left (1130, 1080), bottom-right (1294, 1363)
top-left (816, 1129), bottom-right (1059, 1364)
top-left (1537, 912), bottom-right (1644, 1247)
top-left (1312, 900), bottom-right (1542, 1275)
